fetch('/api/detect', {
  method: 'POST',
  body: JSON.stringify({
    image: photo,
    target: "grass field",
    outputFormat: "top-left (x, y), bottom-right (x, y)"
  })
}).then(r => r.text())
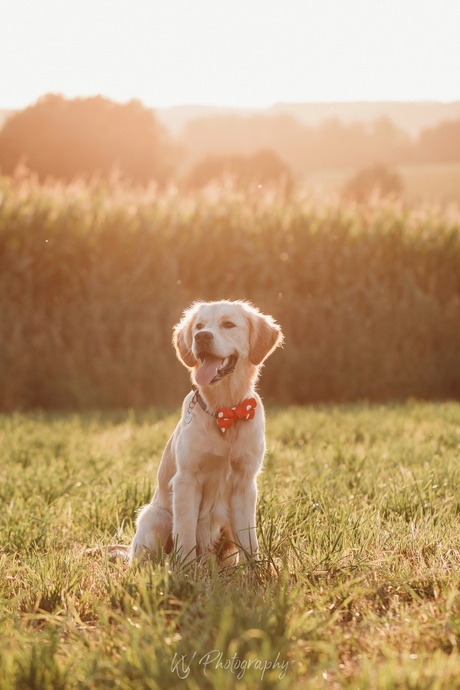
top-left (2, 402), bottom-right (460, 689)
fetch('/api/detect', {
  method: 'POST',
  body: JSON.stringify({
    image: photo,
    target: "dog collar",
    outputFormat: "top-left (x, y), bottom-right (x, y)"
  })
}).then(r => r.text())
top-left (189, 387), bottom-right (257, 433)
top-left (216, 399), bottom-right (257, 433)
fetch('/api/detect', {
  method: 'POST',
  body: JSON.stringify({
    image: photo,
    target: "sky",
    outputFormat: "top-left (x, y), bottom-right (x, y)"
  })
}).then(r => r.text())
top-left (1, 0), bottom-right (460, 110)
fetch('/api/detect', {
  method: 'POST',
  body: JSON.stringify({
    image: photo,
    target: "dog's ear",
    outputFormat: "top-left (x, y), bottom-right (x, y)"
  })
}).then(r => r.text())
top-left (173, 308), bottom-right (198, 368)
top-left (248, 309), bottom-right (284, 365)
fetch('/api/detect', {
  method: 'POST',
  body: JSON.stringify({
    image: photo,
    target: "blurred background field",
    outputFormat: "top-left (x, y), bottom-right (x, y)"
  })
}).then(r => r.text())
top-left (1, 173), bottom-right (459, 411)
top-left (1, 94), bottom-right (460, 411)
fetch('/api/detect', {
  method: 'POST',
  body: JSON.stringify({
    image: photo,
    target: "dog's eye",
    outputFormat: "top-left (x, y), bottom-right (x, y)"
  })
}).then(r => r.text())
top-left (222, 321), bottom-right (236, 329)
top-left (195, 323), bottom-right (204, 330)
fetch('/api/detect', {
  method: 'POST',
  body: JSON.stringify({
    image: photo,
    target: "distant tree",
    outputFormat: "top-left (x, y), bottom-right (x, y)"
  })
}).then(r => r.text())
top-left (0, 94), bottom-right (180, 184)
top-left (413, 118), bottom-right (460, 164)
top-left (181, 114), bottom-right (308, 173)
top-left (369, 117), bottom-right (412, 165)
top-left (180, 113), bottom-right (415, 174)
top-left (342, 163), bottom-right (403, 202)
top-left (184, 149), bottom-right (294, 191)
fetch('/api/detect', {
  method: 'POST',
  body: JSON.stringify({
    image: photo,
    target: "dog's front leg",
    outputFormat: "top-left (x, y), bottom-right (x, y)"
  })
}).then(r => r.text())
top-left (172, 471), bottom-right (201, 563)
top-left (230, 476), bottom-right (259, 560)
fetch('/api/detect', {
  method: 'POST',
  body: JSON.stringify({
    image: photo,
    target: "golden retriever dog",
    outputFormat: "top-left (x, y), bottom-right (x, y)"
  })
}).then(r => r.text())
top-left (130, 300), bottom-right (283, 564)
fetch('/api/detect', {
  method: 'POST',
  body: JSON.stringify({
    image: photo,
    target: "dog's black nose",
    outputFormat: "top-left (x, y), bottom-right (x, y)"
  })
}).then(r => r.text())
top-left (195, 330), bottom-right (213, 345)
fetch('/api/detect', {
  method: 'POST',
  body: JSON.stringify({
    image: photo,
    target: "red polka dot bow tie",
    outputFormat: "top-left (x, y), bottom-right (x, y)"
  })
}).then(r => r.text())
top-left (216, 398), bottom-right (257, 433)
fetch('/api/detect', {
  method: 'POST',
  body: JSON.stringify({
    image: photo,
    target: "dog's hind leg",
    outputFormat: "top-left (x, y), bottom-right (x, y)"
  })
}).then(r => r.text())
top-left (130, 501), bottom-right (173, 561)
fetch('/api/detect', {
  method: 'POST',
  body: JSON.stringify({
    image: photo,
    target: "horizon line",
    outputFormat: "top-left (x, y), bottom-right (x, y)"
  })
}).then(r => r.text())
top-left (2, 96), bottom-right (460, 112)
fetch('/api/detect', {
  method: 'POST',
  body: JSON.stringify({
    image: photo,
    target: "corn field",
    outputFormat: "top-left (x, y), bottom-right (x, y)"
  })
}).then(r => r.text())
top-left (1, 175), bottom-right (459, 410)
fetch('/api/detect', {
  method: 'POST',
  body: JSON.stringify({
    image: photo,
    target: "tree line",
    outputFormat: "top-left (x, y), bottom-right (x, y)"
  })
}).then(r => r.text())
top-left (180, 113), bottom-right (460, 173)
top-left (0, 94), bottom-right (459, 186)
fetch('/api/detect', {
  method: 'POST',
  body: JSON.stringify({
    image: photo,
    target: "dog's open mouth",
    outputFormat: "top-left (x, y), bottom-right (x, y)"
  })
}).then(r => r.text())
top-left (195, 353), bottom-right (238, 386)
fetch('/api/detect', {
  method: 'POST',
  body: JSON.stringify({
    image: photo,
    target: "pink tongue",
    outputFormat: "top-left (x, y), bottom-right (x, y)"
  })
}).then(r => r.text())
top-left (195, 355), bottom-right (222, 386)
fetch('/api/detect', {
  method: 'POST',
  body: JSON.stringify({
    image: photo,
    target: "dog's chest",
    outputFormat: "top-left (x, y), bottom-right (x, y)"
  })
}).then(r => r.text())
top-left (177, 408), bottom-right (264, 476)
top-left (194, 449), bottom-right (243, 477)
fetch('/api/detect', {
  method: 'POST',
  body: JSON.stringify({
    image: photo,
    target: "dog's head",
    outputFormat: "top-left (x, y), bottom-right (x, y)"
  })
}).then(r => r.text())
top-left (173, 300), bottom-right (283, 387)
